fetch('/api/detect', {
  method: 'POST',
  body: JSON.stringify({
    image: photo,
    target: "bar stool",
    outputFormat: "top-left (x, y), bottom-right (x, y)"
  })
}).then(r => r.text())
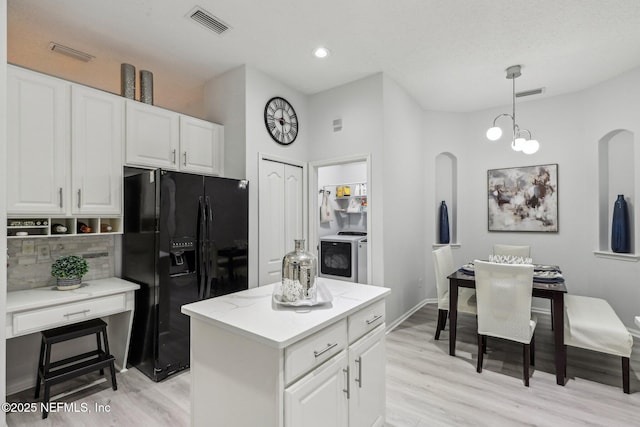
top-left (35, 318), bottom-right (117, 419)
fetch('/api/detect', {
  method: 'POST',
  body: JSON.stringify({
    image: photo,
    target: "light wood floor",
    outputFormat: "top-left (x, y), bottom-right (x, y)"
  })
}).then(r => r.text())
top-left (7, 303), bottom-right (640, 426)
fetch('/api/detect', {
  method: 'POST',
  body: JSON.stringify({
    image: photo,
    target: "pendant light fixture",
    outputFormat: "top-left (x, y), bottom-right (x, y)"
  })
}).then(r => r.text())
top-left (486, 65), bottom-right (539, 154)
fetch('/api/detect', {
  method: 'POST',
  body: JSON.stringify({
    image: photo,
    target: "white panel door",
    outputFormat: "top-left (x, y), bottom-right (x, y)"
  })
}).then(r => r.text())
top-left (348, 325), bottom-right (386, 427)
top-left (179, 115), bottom-right (223, 176)
top-left (7, 66), bottom-right (69, 214)
top-left (284, 351), bottom-right (348, 427)
top-left (284, 164), bottom-right (304, 253)
top-left (71, 85), bottom-right (124, 215)
top-left (259, 160), bottom-right (304, 285)
top-left (259, 160), bottom-right (285, 285)
top-left (125, 100), bottom-right (179, 170)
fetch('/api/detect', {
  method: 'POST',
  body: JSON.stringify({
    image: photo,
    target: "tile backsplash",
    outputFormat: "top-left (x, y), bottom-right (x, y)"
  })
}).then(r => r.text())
top-left (8, 235), bottom-right (116, 291)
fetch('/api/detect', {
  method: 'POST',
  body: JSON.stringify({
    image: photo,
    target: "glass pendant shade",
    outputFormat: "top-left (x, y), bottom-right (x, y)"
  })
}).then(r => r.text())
top-left (522, 139), bottom-right (540, 154)
top-left (512, 137), bottom-right (526, 151)
top-left (486, 126), bottom-right (502, 141)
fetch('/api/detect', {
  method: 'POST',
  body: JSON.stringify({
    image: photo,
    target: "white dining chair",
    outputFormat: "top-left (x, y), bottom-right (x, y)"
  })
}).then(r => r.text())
top-left (433, 246), bottom-right (476, 340)
top-left (492, 244), bottom-right (531, 258)
top-left (474, 260), bottom-right (536, 386)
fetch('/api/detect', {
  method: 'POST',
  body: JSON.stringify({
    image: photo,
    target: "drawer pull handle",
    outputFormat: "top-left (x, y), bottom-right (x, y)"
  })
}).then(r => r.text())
top-left (355, 356), bottom-right (362, 388)
top-left (343, 366), bottom-right (350, 399)
top-left (59, 188), bottom-right (63, 209)
top-left (313, 342), bottom-right (338, 358)
top-left (183, 152), bottom-right (188, 166)
top-left (366, 314), bottom-right (383, 325)
top-left (64, 309), bottom-right (90, 317)
top-left (172, 149), bottom-right (177, 164)
top-left (77, 189), bottom-right (82, 209)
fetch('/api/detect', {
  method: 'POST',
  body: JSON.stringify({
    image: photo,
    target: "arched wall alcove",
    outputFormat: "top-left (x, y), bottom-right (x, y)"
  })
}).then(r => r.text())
top-left (597, 129), bottom-right (636, 256)
top-left (435, 152), bottom-right (458, 245)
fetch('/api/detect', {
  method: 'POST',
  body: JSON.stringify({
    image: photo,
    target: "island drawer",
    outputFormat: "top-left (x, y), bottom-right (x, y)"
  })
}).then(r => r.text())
top-left (348, 299), bottom-right (385, 343)
top-left (12, 293), bottom-right (126, 336)
top-left (284, 319), bottom-right (347, 385)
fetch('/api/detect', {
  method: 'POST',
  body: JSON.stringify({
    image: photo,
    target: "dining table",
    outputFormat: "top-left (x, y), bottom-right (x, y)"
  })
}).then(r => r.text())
top-left (447, 268), bottom-right (568, 386)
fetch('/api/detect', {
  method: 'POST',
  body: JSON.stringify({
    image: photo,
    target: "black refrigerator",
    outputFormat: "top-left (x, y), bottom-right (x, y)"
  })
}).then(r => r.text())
top-left (122, 168), bottom-right (249, 381)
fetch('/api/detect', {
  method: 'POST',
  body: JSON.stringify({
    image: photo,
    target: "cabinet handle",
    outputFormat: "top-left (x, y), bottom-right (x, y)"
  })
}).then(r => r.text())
top-left (77, 189), bottom-right (81, 208)
top-left (313, 342), bottom-right (338, 358)
top-left (59, 188), bottom-right (63, 208)
top-left (343, 366), bottom-right (350, 399)
top-left (366, 314), bottom-right (383, 325)
top-left (172, 149), bottom-right (176, 164)
top-left (355, 356), bottom-right (362, 388)
top-left (64, 309), bottom-right (90, 317)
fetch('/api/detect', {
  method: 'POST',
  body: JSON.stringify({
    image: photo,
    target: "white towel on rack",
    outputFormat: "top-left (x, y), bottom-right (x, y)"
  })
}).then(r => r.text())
top-left (320, 191), bottom-right (335, 223)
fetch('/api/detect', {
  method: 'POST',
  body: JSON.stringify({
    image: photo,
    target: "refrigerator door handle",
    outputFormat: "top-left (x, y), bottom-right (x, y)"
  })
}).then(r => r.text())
top-left (197, 196), bottom-right (207, 300)
top-left (204, 196), bottom-right (213, 299)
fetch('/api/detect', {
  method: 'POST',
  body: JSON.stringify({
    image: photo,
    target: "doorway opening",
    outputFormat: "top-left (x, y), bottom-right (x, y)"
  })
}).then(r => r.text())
top-left (310, 155), bottom-right (371, 285)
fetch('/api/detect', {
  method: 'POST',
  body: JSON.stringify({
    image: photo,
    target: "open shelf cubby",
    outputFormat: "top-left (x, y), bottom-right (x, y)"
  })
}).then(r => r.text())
top-left (7, 216), bottom-right (123, 239)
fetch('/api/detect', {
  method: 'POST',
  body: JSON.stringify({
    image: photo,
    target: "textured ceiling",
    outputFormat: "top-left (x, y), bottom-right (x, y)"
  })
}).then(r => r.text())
top-left (8, 0), bottom-right (640, 112)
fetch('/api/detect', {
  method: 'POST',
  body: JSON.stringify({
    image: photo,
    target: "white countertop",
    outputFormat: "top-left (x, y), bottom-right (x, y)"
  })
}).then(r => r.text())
top-left (7, 277), bottom-right (140, 313)
top-left (181, 278), bottom-right (390, 349)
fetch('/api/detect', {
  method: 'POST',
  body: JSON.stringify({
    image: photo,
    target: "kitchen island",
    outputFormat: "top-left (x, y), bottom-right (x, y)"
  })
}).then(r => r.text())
top-left (181, 278), bottom-right (390, 427)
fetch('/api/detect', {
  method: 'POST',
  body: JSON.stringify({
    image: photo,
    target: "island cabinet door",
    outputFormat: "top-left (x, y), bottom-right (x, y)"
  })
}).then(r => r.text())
top-left (284, 351), bottom-right (348, 427)
top-left (348, 325), bottom-right (386, 427)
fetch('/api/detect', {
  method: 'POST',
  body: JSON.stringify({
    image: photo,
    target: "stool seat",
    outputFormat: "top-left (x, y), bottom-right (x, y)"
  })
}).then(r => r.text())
top-left (35, 318), bottom-right (117, 419)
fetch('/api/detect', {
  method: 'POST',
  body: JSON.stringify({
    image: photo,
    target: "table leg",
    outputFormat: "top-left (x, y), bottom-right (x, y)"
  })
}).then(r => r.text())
top-left (449, 279), bottom-right (458, 356)
top-left (552, 292), bottom-right (565, 385)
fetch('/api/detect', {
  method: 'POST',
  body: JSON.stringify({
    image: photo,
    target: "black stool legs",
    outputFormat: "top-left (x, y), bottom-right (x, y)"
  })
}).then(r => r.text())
top-left (34, 319), bottom-right (117, 419)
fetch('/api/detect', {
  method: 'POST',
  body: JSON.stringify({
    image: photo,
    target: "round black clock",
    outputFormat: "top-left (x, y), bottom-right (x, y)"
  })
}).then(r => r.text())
top-left (264, 97), bottom-right (298, 145)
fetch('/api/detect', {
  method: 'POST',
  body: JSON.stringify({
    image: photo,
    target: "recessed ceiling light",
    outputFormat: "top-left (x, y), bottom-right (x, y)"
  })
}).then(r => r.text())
top-left (313, 47), bottom-right (330, 59)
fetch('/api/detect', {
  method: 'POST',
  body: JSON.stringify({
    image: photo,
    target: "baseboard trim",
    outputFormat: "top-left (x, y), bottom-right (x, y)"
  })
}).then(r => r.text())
top-left (386, 298), bottom-right (436, 333)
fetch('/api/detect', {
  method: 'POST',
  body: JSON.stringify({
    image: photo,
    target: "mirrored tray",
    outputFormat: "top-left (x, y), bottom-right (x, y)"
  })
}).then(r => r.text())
top-left (273, 281), bottom-right (333, 307)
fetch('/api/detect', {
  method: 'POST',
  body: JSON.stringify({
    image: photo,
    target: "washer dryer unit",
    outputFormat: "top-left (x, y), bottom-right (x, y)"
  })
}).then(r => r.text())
top-left (319, 231), bottom-right (367, 283)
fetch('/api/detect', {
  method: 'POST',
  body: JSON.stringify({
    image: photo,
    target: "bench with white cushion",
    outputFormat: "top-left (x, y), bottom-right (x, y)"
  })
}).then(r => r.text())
top-left (564, 295), bottom-right (633, 393)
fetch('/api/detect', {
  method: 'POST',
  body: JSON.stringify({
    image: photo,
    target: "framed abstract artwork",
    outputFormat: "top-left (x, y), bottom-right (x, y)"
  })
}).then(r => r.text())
top-left (487, 164), bottom-right (558, 232)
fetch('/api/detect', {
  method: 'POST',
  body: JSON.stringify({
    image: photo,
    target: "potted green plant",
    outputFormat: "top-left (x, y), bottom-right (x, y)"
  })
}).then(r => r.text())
top-left (51, 255), bottom-right (89, 290)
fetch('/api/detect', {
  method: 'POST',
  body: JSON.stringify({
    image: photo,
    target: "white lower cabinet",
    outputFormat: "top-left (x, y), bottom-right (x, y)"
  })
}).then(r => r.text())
top-left (348, 326), bottom-right (386, 427)
top-left (285, 324), bottom-right (386, 427)
top-left (285, 351), bottom-right (349, 427)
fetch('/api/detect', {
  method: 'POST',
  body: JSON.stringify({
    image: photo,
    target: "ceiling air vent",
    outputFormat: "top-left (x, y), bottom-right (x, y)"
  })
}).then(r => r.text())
top-left (49, 42), bottom-right (95, 62)
top-left (516, 88), bottom-right (545, 98)
top-left (188, 6), bottom-right (230, 35)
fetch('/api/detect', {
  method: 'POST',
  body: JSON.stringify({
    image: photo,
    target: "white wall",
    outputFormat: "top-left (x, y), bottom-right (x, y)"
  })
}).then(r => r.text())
top-left (381, 76), bottom-right (428, 323)
top-left (308, 74), bottom-right (385, 290)
top-left (244, 67), bottom-right (310, 287)
top-left (1, 0), bottom-right (7, 421)
top-left (424, 68), bottom-right (640, 328)
top-left (204, 65), bottom-right (247, 180)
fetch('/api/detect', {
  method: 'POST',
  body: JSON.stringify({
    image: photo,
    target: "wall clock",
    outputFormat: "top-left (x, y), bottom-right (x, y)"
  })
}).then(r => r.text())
top-left (264, 96), bottom-right (298, 145)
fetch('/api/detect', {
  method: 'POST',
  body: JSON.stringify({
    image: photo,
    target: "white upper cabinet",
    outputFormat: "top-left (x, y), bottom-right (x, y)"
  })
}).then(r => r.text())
top-left (125, 100), bottom-right (180, 170)
top-left (125, 101), bottom-right (223, 176)
top-left (71, 85), bottom-right (124, 215)
top-left (7, 66), bottom-right (69, 214)
top-left (7, 66), bottom-right (124, 217)
top-left (179, 115), bottom-right (223, 176)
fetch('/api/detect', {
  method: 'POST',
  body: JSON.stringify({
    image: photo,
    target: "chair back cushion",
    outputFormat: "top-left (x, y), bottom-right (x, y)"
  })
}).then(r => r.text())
top-left (432, 246), bottom-right (454, 310)
top-left (474, 260), bottom-right (534, 343)
top-left (493, 244), bottom-right (531, 258)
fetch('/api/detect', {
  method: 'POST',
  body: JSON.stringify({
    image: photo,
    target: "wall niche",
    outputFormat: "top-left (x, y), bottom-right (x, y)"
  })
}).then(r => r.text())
top-left (596, 129), bottom-right (638, 260)
top-left (434, 152), bottom-right (458, 246)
